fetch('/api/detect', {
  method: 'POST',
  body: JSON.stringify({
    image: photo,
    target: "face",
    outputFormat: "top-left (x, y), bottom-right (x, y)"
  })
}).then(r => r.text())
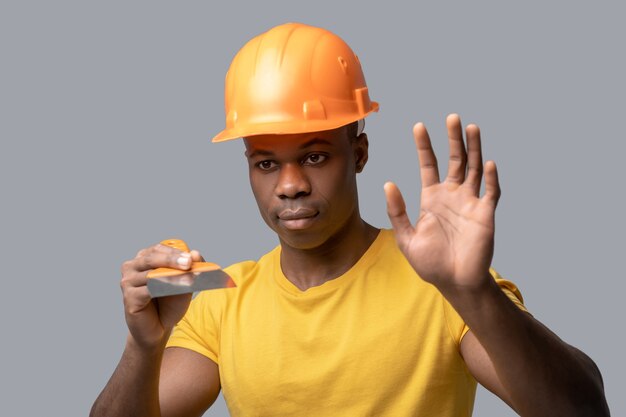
top-left (244, 125), bottom-right (368, 251)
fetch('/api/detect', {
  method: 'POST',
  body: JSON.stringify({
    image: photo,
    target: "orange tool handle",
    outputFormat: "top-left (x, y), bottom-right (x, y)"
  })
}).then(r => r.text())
top-left (160, 238), bottom-right (190, 252)
top-left (146, 239), bottom-right (221, 278)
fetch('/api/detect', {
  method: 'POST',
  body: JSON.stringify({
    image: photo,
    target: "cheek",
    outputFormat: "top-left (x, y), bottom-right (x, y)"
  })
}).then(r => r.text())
top-left (316, 162), bottom-right (358, 209)
top-left (250, 176), bottom-right (276, 221)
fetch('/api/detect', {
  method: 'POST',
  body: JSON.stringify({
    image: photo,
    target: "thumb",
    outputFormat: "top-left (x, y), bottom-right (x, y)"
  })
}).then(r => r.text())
top-left (384, 182), bottom-right (414, 242)
top-left (189, 250), bottom-right (206, 262)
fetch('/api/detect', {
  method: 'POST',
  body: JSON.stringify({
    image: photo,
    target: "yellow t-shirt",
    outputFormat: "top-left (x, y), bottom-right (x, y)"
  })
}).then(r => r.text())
top-left (167, 229), bottom-right (526, 416)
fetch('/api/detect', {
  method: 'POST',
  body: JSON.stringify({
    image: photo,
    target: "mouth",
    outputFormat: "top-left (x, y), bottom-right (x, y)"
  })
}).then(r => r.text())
top-left (277, 208), bottom-right (319, 230)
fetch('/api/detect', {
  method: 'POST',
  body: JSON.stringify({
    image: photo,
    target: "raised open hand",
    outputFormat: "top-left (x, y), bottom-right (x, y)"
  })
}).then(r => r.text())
top-left (384, 114), bottom-right (501, 293)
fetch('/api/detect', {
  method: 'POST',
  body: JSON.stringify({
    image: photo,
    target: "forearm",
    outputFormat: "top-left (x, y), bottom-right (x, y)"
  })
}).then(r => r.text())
top-left (443, 278), bottom-right (609, 417)
top-left (90, 335), bottom-right (165, 417)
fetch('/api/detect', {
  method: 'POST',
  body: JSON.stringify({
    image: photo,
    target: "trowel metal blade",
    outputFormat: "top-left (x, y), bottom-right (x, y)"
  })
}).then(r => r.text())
top-left (147, 269), bottom-right (235, 298)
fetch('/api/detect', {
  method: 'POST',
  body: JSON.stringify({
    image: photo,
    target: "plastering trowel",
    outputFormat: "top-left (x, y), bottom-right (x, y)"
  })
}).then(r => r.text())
top-left (146, 239), bottom-right (235, 297)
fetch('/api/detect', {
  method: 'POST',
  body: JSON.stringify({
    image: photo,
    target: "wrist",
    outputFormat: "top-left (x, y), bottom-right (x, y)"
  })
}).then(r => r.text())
top-left (125, 332), bottom-right (169, 358)
top-left (438, 272), bottom-right (500, 312)
top-left (439, 274), bottom-right (526, 340)
top-left (437, 271), bottom-right (495, 299)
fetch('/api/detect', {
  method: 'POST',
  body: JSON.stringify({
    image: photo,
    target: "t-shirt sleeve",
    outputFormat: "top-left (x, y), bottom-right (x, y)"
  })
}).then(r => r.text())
top-left (444, 267), bottom-right (529, 345)
top-left (489, 268), bottom-right (528, 314)
top-left (166, 290), bottom-right (223, 364)
top-left (165, 260), bottom-right (252, 364)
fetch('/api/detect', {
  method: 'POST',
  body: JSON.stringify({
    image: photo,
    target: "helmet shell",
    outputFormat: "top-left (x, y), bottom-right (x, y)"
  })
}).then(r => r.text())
top-left (212, 23), bottom-right (379, 142)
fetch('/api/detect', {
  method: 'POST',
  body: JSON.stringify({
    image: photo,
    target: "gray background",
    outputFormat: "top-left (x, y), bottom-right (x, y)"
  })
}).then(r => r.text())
top-left (1, 1), bottom-right (624, 415)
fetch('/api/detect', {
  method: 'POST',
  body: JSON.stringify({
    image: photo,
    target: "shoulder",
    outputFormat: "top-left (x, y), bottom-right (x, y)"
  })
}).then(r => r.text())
top-left (223, 259), bottom-right (258, 285)
top-left (192, 244), bottom-right (280, 306)
top-left (222, 244), bottom-right (280, 286)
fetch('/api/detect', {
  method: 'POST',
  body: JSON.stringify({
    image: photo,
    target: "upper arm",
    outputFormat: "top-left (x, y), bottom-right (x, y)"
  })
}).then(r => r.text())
top-left (159, 347), bottom-right (221, 417)
top-left (460, 330), bottom-right (516, 411)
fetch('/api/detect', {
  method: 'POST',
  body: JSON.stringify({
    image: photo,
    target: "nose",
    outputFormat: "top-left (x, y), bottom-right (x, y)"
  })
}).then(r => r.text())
top-left (275, 163), bottom-right (311, 199)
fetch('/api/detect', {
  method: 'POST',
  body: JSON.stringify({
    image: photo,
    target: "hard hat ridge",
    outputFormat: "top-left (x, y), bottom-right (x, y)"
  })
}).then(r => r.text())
top-left (211, 23), bottom-right (379, 142)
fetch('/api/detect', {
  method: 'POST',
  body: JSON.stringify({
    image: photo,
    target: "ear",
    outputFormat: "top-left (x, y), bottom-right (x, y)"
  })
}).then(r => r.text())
top-left (353, 133), bottom-right (369, 173)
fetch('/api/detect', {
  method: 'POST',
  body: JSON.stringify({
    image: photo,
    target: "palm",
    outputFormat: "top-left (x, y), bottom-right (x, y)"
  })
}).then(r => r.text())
top-left (385, 115), bottom-right (501, 291)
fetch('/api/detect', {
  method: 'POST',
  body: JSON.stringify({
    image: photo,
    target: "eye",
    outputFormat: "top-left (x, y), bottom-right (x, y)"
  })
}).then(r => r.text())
top-left (303, 153), bottom-right (327, 166)
top-left (256, 160), bottom-right (277, 171)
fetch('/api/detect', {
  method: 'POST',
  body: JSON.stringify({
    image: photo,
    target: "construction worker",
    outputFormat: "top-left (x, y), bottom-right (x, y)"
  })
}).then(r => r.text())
top-left (91, 23), bottom-right (609, 416)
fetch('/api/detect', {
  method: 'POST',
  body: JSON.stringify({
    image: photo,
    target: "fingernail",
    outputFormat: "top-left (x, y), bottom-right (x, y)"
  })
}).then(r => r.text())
top-left (177, 254), bottom-right (191, 267)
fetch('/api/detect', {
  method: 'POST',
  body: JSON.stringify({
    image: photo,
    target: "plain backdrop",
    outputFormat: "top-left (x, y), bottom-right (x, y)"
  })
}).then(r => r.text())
top-left (1, 1), bottom-right (624, 415)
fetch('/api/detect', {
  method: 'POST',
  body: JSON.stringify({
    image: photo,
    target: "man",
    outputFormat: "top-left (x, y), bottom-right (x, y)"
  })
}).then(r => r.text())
top-left (91, 23), bottom-right (609, 416)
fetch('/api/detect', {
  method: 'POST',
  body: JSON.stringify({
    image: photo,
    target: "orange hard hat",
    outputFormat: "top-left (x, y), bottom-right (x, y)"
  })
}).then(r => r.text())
top-left (211, 23), bottom-right (379, 142)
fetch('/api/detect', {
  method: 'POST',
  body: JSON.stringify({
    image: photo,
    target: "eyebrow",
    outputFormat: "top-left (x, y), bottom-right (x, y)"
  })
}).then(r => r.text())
top-left (299, 138), bottom-right (333, 149)
top-left (246, 149), bottom-right (274, 159)
top-left (246, 138), bottom-right (334, 159)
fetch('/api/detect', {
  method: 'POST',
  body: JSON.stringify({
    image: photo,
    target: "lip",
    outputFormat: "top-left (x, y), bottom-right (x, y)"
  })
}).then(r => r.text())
top-left (277, 208), bottom-right (319, 230)
top-left (278, 208), bottom-right (318, 220)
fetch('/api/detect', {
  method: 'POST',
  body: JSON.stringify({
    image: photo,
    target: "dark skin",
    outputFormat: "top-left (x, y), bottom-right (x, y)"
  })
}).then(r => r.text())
top-left (91, 116), bottom-right (609, 417)
top-left (243, 125), bottom-right (378, 290)
top-left (386, 115), bottom-right (609, 416)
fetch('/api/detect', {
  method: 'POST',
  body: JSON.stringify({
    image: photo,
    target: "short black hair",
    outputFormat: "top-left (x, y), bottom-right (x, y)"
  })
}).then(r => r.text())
top-left (346, 120), bottom-right (359, 142)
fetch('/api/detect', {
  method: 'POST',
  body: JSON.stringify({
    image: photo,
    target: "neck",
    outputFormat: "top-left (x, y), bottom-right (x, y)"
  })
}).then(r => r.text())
top-left (279, 214), bottom-right (379, 291)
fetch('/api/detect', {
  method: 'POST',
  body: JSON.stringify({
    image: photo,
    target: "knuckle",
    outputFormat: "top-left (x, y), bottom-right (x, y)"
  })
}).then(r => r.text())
top-left (121, 259), bottom-right (134, 274)
top-left (147, 244), bottom-right (167, 258)
top-left (468, 166), bottom-right (482, 175)
top-left (154, 243), bottom-right (171, 253)
top-left (144, 252), bottom-right (160, 269)
top-left (120, 278), bottom-right (130, 292)
top-left (156, 244), bottom-right (180, 260)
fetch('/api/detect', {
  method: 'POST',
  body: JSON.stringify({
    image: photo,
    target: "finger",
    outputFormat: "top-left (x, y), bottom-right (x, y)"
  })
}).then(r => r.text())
top-left (128, 245), bottom-right (192, 273)
top-left (121, 268), bottom-right (149, 289)
top-left (445, 113), bottom-right (467, 184)
top-left (413, 122), bottom-right (440, 187)
top-left (482, 160), bottom-right (501, 206)
top-left (464, 123), bottom-right (483, 195)
top-left (123, 286), bottom-right (153, 314)
top-left (190, 249), bottom-right (205, 262)
top-left (384, 182), bottom-right (415, 243)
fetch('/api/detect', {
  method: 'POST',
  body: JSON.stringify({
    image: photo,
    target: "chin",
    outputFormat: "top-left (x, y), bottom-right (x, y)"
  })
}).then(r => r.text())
top-left (263, 211), bottom-right (352, 251)
top-left (275, 227), bottom-right (332, 251)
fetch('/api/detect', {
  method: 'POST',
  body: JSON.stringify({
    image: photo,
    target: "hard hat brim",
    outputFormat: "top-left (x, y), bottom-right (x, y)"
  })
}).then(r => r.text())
top-left (211, 102), bottom-right (379, 143)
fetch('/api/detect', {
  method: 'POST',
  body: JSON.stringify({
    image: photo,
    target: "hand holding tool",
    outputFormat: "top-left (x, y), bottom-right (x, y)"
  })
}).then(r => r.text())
top-left (146, 239), bottom-right (235, 298)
